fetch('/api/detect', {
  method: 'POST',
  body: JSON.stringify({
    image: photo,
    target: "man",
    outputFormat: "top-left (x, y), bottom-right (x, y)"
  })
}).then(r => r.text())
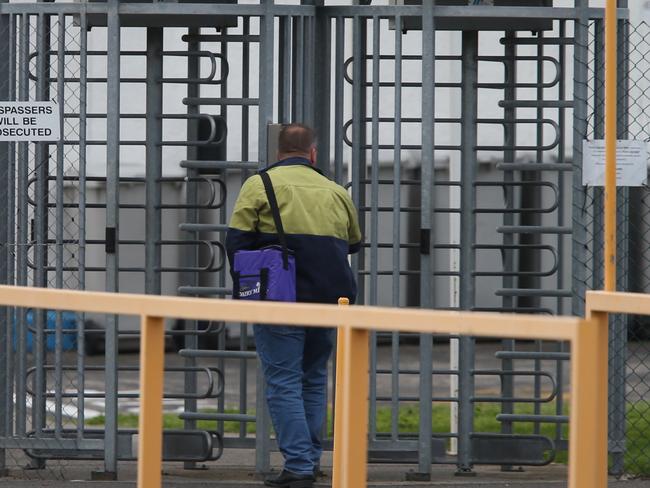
top-left (226, 124), bottom-right (362, 488)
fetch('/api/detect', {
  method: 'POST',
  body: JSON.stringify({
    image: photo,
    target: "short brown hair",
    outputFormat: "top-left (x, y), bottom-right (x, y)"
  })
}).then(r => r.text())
top-left (277, 123), bottom-right (315, 155)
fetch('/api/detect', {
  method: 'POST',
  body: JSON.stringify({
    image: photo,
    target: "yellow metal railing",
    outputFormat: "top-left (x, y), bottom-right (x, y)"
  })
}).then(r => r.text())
top-left (0, 285), bottom-right (608, 488)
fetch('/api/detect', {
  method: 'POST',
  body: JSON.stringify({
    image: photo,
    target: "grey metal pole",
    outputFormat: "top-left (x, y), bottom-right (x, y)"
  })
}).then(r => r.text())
top-left (15, 12), bottom-right (29, 440)
top-left (499, 30), bottom-right (516, 471)
top-left (609, 8), bottom-right (630, 475)
top-left (97, 0), bottom-right (120, 479)
top-left (182, 25), bottom-right (200, 470)
top-left (313, 1), bottom-right (331, 174)
top-left (32, 13), bottom-right (50, 460)
top-left (554, 18), bottom-right (568, 448)
top-left (415, 0), bottom-right (435, 480)
top-left (593, 20), bottom-right (604, 289)
top-left (350, 13), bottom-right (366, 304)
top-left (456, 29), bottom-right (477, 477)
top-left (278, 16), bottom-right (291, 124)
top-left (391, 15), bottom-right (403, 445)
top-left (291, 16), bottom-right (304, 123)
top-left (368, 16), bottom-right (380, 448)
top-left (145, 27), bottom-right (163, 297)
top-left (302, 1), bottom-right (316, 127)
top-left (54, 12), bottom-right (66, 439)
top-left (255, 0), bottom-right (275, 473)
top-left (6, 11), bottom-right (16, 445)
top-left (571, 0), bottom-right (590, 319)
top-left (76, 6), bottom-right (88, 443)
top-left (333, 17), bottom-right (344, 184)
top-left (217, 30), bottom-right (229, 438)
top-left (0, 5), bottom-right (9, 475)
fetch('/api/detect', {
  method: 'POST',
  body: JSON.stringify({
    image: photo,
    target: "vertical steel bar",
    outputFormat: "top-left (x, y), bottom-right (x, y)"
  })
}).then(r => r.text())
top-left (240, 17), bottom-right (251, 440)
top-left (15, 12), bottom-right (29, 438)
top-left (102, 0), bottom-right (120, 477)
top-left (593, 20), bottom-right (604, 289)
top-left (417, 0), bottom-right (435, 478)
top-left (217, 30), bottom-right (229, 438)
top-left (571, 0), bottom-right (590, 316)
top-left (350, 15), bottom-right (365, 304)
top-left (533, 31), bottom-right (545, 435)
top-left (144, 27), bottom-right (164, 469)
top-left (314, 4), bottom-right (331, 174)
top-left (390, 15), bottom-right (403, 443)
top-left (136, 315), bottom-right (165, 488)
top-left (555, 19), bottom-right (567, 445)
top-left (5, 10), bottom-right (17, 443)
top-left (76, 6), bottom-right (88, 441)
top-left (369, 17), bottom-right (379, 307)
top-left (33, 11), bottom-right (50, 443)
top-left (0, 4), bottom-right (9, 472)
top-left (145, 27), bottom-right (163, 297)
top-left (333, 17), bottom-right (344, 184)
top-left (367, 16), bottom-right (380, 446)
top-left (54, 12), bottom-right (66, 438)
top-left (292, 16), bottom-right (304, 123)
top-left (256, 1), bottom-right (275, 473)
top-left (278, 16), bottom-right (291, 124)
top-left (499, 31), bottom-right (516, 462)
top-left (303, 10), bottom-right (315, 127)
top-left (457, 29), bottom-right (478, 475)
top-left (182, 26), bottom-right (199, 463)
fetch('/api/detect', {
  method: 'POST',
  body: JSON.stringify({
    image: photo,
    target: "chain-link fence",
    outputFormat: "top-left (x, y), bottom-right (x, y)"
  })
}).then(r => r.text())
top-left (579, 19), bottom-right (650, 477)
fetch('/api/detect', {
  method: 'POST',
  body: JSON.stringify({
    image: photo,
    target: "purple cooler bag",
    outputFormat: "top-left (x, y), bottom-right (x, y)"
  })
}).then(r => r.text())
top-left (232, 172), bottom-right (297, 302)
top-left (232, 245), bottom-right (296, 301)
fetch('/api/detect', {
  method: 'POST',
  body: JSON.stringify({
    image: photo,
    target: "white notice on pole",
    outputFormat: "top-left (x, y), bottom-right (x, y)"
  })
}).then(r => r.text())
top-left (582, 140), bottom-right (648, 187)
top-left (0, 101), bottom-right (60, 141)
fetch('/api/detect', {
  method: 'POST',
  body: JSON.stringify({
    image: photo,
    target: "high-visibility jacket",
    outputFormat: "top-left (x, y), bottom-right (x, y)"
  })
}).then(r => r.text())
top-left (226, 157), bottom-right (362, 304)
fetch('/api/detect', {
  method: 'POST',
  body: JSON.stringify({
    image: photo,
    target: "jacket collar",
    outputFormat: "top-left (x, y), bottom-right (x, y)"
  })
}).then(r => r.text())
top-left (263, 157), bottom-right (325, 176)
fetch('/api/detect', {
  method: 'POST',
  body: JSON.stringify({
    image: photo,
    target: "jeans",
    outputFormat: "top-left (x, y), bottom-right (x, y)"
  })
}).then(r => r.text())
top-left (254, 324), bottom-right (335, 476)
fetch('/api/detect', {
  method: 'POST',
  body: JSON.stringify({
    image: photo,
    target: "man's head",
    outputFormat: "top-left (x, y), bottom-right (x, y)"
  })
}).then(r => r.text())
top-left (277, 123), bottom-right (317, 165)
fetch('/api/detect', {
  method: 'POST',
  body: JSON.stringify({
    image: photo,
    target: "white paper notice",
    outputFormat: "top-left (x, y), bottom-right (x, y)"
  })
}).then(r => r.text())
top-left (582, 140), bottom-right (648, 187)
top-left (0, 101), bottom-right (60, 141)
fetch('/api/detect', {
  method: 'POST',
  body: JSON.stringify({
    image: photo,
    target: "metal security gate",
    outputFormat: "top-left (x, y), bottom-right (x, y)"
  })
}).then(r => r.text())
top-left (321, 5), bottom-right (578, 479)
top-left (1, 0), bottom-right (646, 482)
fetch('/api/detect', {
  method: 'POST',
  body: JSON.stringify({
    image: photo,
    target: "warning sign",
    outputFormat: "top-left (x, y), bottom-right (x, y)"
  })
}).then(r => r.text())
top-left (582, 139), bottom-right (648, 187)
top-left (0, 101), bottom-right (60, 141)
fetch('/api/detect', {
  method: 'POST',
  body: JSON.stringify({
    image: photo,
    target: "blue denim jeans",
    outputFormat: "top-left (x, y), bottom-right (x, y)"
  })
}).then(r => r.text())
top-left (254, 324), bottom-right (335, 476)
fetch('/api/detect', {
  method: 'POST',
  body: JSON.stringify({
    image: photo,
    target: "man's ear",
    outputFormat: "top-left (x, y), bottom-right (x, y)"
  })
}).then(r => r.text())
top-left (310, 146), bottom-right (317, 165)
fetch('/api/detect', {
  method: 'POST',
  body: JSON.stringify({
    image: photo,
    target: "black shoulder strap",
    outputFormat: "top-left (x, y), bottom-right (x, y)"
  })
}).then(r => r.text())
top-left (259, 172), bottom-right (290, 269)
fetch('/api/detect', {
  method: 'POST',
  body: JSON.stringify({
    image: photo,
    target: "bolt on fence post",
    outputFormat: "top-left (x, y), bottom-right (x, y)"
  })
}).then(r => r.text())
top-left (137, 315), bottom-right (166, 488)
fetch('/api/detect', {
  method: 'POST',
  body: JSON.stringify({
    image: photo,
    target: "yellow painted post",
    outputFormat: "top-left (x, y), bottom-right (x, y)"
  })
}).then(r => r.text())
top-left (604, 0), bottom-right (617, 291)
top-left (568, 315), bottom-right (608, 488)
top-left (339, 325), bottom-right (369, 488)
top-left (137, 315), bottom-right (166, 488)
top-left (332, 297), bottom-right (349, 488)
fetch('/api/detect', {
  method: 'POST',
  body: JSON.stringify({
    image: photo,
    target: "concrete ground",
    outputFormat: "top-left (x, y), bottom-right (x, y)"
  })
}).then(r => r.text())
top-left (1, 449), bottom-right (649, 487)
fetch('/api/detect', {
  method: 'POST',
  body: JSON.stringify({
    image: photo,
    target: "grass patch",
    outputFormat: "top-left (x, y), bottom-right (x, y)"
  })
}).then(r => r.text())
top-left (87, 401), bottom-right (650, 475)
